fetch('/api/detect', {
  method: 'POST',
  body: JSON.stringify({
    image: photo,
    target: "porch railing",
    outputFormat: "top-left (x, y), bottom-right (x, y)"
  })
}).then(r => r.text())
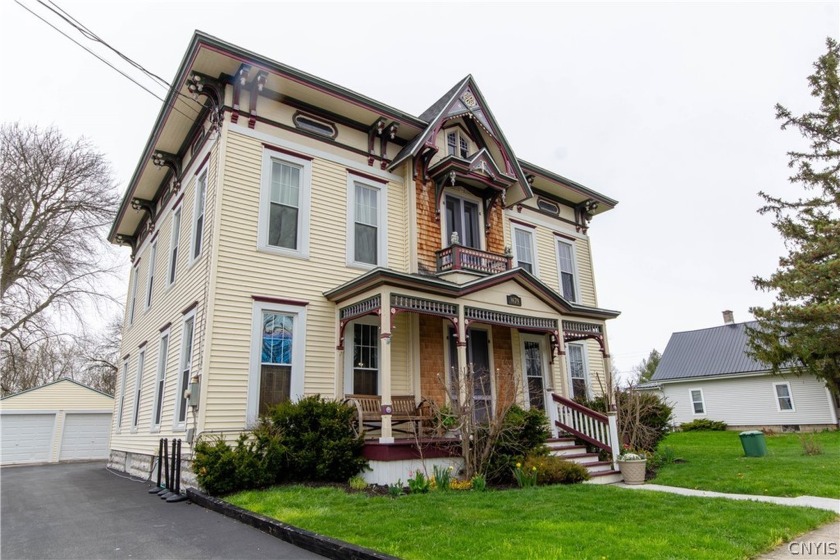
top-left (550, 393), bottom-right (620, 470)
top-left (435, 243), bottom-right (512, 275)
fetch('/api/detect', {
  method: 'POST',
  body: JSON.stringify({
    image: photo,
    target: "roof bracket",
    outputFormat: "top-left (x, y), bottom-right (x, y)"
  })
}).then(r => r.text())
top-left (574, 199), bottom-right (599, 233)
top-left (131, 198), bottom-right (157, 232)
top-left (230, 63), bottom-right (252, 124)
top-left (367, 117), bottom-right (387, 166)
top-left (186, 72), bottom-right (225, 133)
top-left (151, 150), bottom-right (182, 193)
top-left (377, 122), bottom-right (399, 169)
top-left (114, 234), bottom-right (138, 261)
top-left (247, 71), bottom-right (268, 129)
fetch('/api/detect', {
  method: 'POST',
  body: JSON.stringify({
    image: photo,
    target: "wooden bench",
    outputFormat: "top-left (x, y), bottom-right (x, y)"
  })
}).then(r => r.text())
top-left (343, 394), bottom-right (432, 437)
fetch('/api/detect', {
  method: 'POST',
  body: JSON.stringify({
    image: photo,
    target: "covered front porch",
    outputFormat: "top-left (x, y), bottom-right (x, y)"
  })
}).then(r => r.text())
top-left (324, 268), bottom-right (622, 466)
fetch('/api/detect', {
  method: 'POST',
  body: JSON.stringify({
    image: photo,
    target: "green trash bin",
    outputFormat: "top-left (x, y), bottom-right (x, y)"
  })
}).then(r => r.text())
top-left (739, 430), bottom-right (767, 457)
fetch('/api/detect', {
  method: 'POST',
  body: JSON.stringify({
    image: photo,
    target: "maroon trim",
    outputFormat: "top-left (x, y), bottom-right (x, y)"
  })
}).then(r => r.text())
top-left (149, 229), bottom-right (161, 243)
top-left (553, 231), bottom-right (576, 242)
top-left (181, 301), bottom-right (199, 315)
top-left (508, 217), bottom-right (536, 229)
top-left (133, 257), bottom-right (142, 268)
top-left (122, 353), bottom-right (131, 361)
top-left (379, 333), bottom-right (391, 339)
top-left (251, 295), bottom-right (309, 307)
top-left (172, 192), bottom-right (185, 210)
top-left (138, 340), bottom-right (148, 349)
top-left (194, 152), bottom-right (211, 174)
top-left (347, 168), bottom-right (389, 184)
top-left (159, 321), bottom-right (172, 333)
top-left (262, 142), bottom-right (314, 161)
top-left (362, 439), bottom-right (461, 461)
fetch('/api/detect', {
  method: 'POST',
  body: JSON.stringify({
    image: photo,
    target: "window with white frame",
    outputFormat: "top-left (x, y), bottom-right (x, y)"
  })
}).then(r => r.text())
top-left (446, 130), bottom-right (469, 158)
top-left (117, 357), bottom-right (129, 430)
top-left (131, 348), bottom-right (145, 430)
top-left (259, 150), bottom-right (311, 257)
top-left (152, 330), bottom-right (169, 429)
top-left (167, 208), bottom-right (181, 286)
top-left (248, 301), bottom-right (306, 424)
top-left (348, 176), bottom-right (387, 267)
top-left (512, 224), bottom-right (537, 274)
top-left (567, 343), bottom-right (588, 400)
top-left (445, 194), bottom-right (481, 249)
top-left (145, 242), bottom-right (157, 310)
top-left (190, 171), bottom-right (207, 262)
top-left (690, 388), bottom-right (705, 414)
top-left (556, 239), bottom-right (577, 302)
top-left (774, 382), bottom-right (795, 411)
top-left (128, 265), bottom-right (139, 325)
top-left (352, 323), bottom-right (379, 395)
top-left (175, 311), bottom-right (195, 428)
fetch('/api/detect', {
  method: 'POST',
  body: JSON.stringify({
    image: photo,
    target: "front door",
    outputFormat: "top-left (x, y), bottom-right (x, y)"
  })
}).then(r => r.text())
top-left (522, 335), bottom-right (548, 410)
top-left (449, 327), bottom-right (492, 422)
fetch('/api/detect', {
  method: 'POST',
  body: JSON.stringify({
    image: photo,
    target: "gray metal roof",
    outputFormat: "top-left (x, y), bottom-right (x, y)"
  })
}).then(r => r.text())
top-left (651, 321), bottom-right (772, 381)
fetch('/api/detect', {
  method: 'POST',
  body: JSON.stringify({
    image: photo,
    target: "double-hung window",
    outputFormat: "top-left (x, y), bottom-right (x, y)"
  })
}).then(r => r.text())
top-left (512, 224), bottom-right (537, 274)
top-left (131, 348), bottom-right (145, 430)
top-left (167, 208), bottom-right (181, 286)
top-left (446, 131), bottom-right (469, 158)
top-left (352, 323), bottom-right (379, 395)
top-left (347, 174), bottom-right (387, 267)
top-left (128, 265), bottom-right (139, 325)
top-left (567, 343), bottom-right (588, 400)
top-left (175, 311), bottom-right (195, 428)
top-left (191, 171), bottom-right (207, 262)
top-left (556, 239), bottom-right (577, 302)
top-left (259, 149), bottom-right (312, 257)
top-left (774, 383), bottom-right (795, 411)
top-left (690, 389), bottom-right (705, 414)
top-left (249, 301), bottom-right (306, 424)
top-left (145, 242), bottom-right (157, 310)
top-left (152, 330), bottom-right (169, 430)
top-left (445, 195), bottom-right (480, 248)
top-left (117, 357), bottom-right (129, 430)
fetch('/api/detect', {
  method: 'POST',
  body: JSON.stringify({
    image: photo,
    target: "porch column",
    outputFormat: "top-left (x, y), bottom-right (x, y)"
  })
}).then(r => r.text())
top-left (456, 304), bottom-right (468, 409)
top-left (379, 289), bottom-right (393, 443)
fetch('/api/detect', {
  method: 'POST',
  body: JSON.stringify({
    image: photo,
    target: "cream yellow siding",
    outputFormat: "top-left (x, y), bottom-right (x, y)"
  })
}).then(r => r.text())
top-left (110, 137), bottom-right (220, 456)
top-left (203, 127), bottom-right (407, 431)
top-left (1, 380), bottom-right (113, 410)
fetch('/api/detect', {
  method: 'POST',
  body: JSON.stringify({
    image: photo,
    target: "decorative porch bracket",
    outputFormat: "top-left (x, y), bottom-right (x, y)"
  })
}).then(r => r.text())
top-left (562, 320), bottom-right (606, 355)
top-left (390, 294), bottom-right (460, 343)
top-left (337, 295), bottom-right (381, 350)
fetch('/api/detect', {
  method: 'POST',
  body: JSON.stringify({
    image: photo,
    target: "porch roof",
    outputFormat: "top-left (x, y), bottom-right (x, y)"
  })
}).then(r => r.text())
top-left (323, 267), bottom-right (620, 321)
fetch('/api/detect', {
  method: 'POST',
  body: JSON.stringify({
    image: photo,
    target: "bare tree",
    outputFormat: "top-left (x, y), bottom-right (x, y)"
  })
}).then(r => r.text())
top-left (1, 123), bottom-right (120, 394)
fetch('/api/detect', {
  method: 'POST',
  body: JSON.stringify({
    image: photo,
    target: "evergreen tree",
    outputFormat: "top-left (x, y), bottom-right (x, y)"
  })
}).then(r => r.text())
top-left (633, 349), bottom-right (661, 385)
top-left (748, 38), bottom-right (840, 398)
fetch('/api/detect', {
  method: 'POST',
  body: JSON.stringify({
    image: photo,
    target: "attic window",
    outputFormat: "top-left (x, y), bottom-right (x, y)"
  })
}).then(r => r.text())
top-left (293, 114), bottom-right (337, 138)
top-left (537, 198), bottom-right (560, 215)
top-left (447, 131), bottom-right (468, 158)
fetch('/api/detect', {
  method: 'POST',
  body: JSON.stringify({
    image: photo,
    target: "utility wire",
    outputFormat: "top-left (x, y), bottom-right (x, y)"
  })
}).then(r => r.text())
top-left (15, 1), bottom-right (200, 122)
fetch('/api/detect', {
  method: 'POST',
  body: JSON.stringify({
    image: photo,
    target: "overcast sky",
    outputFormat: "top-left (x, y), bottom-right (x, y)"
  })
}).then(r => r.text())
top-left (1, 1), bottom-right (837, 382)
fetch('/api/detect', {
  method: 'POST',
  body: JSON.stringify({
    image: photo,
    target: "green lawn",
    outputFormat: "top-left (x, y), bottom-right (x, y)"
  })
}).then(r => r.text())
top-left (227, 484), bottom-right (835, 560)
top-left (651, 430), bottom-right (840, 498)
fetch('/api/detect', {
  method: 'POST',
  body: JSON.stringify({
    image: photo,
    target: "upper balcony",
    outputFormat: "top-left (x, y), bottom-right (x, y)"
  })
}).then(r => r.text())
top-left (435, 243), bottom-right (512, 275)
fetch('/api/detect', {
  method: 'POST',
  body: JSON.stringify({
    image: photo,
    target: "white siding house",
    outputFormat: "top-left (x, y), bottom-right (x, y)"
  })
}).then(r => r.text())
top-left (643, 317), bottom-right (839, 431)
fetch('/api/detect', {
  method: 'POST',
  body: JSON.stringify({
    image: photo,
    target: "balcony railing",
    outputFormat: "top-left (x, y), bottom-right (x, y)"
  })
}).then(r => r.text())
top-left (435, 244), bottom-right (512, 275)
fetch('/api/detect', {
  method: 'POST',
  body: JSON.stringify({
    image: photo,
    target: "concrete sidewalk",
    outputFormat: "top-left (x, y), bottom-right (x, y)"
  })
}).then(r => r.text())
top-left (615, 483), bottom-right (839, 558)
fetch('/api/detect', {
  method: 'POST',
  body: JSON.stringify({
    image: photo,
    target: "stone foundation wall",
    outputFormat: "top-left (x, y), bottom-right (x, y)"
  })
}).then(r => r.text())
top-left (108, 449), bottom-right (198, 491)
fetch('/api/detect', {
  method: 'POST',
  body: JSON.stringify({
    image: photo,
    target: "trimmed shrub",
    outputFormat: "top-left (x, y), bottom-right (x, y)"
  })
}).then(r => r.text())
top-left (484, 405), bottom-right (549, 483)
top-left (523, 455), bottom-right (590, 484)
top-left (680, 418), bottom-right (728, 431)
top-left (267, 395), bottom-right (367, 482)
top-left (193, 431), bottom-right (288, 496)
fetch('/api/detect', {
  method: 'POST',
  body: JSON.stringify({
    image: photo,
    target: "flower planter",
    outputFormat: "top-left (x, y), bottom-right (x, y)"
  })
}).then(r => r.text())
top-left (617, 458), bottom-right (647, 485)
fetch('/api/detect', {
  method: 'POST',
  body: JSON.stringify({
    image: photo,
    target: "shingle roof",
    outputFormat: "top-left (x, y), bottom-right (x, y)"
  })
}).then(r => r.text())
top-left (651, 321), bottom-right (772, 381)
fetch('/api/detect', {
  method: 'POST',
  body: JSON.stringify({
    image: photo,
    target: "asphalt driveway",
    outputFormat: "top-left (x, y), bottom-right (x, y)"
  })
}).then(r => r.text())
top-left (1, 461), bottom-right (323, 559)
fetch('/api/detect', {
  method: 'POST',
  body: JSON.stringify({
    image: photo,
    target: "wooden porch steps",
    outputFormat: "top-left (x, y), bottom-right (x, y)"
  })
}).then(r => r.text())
top-left (545, 437), bottom-right (623, 484)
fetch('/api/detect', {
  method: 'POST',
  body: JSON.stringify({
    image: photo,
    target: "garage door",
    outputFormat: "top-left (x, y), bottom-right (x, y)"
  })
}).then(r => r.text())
top-left (59, 413), bottom-right (111, 460)
top-left (1, 413), bottom-right (56, 464)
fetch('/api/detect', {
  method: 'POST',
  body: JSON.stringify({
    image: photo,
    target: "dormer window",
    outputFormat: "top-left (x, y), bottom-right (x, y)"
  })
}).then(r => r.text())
top-left (447, 131), bottom-right (469, 159)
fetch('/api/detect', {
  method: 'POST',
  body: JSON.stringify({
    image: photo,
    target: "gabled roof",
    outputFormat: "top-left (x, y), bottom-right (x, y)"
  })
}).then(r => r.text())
top-left (389, 76), bottom-right (533, 202)
top-left (1, 378), bottom-right (113, 401)
top-left (652, 321), bottom-right (773, 382)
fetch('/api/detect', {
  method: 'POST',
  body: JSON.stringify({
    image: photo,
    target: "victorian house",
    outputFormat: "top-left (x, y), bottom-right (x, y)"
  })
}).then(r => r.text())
top-left (108, 32), bottom-right (621, 485)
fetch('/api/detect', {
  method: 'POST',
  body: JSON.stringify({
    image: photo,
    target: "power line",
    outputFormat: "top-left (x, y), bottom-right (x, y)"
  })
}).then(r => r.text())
top-left (15, 1), bottom-right (200, 123)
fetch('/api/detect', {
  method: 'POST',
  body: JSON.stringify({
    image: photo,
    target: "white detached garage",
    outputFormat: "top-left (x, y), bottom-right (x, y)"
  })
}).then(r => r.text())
top-left (1, 379), bottom-right (113, 465)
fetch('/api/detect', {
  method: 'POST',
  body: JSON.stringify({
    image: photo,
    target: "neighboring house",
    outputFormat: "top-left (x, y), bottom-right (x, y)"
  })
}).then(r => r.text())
top-left (0, 379), bottom-right (114, 465)
top-left (106, 31), bottom-right (621, 485)
top-left (642, 312), bottom-right (839, 431)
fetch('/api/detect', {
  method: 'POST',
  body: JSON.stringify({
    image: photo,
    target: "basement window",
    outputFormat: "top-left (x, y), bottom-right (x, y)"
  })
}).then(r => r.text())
top-left (293, 114), bottom-right (337, 138)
